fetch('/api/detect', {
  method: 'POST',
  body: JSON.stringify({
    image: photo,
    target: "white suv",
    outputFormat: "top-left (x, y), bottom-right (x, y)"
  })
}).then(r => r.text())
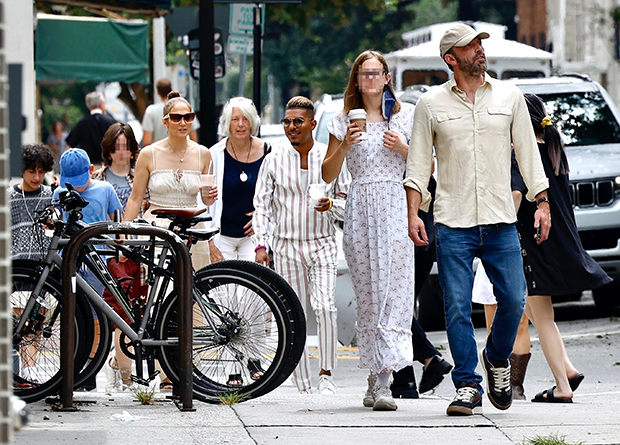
top-left (512, 75), bottom-right (620, 308)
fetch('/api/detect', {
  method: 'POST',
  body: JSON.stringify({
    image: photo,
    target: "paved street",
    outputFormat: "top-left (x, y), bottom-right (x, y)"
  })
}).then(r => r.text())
top-left (15, 316), bottom-right (620, 445)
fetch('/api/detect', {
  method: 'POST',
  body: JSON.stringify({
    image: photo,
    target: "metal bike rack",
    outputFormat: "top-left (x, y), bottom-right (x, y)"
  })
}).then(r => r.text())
top-left (60, 221), bottom-right (195, 411)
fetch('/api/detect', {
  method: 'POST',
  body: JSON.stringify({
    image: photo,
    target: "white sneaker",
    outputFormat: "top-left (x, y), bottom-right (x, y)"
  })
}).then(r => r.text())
top-left (103, 356), bottom-right (119, 393)
top-left (317, 374), bottom-right (337, 395)
top-left (299, 388), bottom-right (313, 394)
top-left (363, 374), bottom-right (376, 407)
top-left (372, 384), bottom-right (398, 411)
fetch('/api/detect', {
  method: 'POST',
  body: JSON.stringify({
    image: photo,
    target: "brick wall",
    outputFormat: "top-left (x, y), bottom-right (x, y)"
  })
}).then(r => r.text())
top-left (517, 0), bottom-right (548, 49)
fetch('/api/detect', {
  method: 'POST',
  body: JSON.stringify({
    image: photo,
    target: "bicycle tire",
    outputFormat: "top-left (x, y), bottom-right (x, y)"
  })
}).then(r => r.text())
top-left (11, 261), bottom-right (91, 403)
top-left (155, 267), bottom-right (306, 403)
top-left (199, 260), bottom-right (307, 391)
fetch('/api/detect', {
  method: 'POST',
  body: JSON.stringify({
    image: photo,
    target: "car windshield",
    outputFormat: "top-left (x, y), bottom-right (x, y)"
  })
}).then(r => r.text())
top-left (538, 91), bottom-right (620, 146)
top-left (316, 111), bottom-right (337, 145)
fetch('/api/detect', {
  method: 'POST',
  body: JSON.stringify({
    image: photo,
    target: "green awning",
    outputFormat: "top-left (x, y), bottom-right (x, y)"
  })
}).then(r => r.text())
top-left (35, 13), bottom-right (150, 84)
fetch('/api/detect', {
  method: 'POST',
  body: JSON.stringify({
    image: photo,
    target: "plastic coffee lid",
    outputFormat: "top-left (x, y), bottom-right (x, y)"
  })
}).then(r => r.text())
top-left (348, 109), bottom-right (367, 119)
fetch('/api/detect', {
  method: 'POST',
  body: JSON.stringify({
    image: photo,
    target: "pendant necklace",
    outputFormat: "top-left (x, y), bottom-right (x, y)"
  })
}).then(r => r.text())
top-left (228, 138), bottom-right (252, 183)
top-left (168, 140), bottom-right (187, 163)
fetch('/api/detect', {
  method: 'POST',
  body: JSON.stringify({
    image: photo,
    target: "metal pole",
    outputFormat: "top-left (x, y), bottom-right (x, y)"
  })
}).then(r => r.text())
top-left (200, 0), bottom-right (217, 147)
top-left (253, 3), bottom-right (262, 131)
top-left (238, 54), bottom-right (247, 96)
top-left (60, 222), bottom-right (195, 411)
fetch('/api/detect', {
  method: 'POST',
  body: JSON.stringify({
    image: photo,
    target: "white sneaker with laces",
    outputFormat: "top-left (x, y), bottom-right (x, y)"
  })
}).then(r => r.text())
top-left (363, 374), bottom-right (377, 407)
top-left (317, 374), bottom-right (337, 395)
top-left (372, 384), bottom-right (398, 411)
top-left (103, 356), bottom-right (119, 393)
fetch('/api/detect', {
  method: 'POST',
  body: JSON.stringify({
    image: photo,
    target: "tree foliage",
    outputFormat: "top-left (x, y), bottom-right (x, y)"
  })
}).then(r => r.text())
top-left (263, 0), bottom-right (418, 104)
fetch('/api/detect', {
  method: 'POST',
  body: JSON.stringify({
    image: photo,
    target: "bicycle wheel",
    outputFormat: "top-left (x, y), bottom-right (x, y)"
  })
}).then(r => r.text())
top-left (12, 261), bottom-right (91, 403)
top-left (155, 267), bottom-right (306, 403)
top-left (73, 301), bottom-right (112, 391)
top-left (199, 260), bottom-right (307, 389)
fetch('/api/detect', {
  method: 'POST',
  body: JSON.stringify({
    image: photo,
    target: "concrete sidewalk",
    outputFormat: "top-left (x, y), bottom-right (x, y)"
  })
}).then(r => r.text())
top-left (14, 319), bottom-right (620, 445)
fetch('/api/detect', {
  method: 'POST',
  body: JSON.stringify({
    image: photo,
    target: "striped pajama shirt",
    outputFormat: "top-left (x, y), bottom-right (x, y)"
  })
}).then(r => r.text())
top-left (253, 141), bottom-right (350, 392)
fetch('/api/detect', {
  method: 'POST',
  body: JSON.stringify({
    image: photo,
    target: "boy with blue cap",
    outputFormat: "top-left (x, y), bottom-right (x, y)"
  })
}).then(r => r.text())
top-left (53, 148), bottom-right (122, 391)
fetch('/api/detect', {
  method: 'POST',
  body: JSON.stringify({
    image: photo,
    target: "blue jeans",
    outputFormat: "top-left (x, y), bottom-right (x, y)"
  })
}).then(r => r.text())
top-left (435, 223), bottom-right (525, 392)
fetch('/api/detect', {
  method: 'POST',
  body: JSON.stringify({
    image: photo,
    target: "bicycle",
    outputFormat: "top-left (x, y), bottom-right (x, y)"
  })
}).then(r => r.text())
top-left (12, 185), bottom-right (306, 403)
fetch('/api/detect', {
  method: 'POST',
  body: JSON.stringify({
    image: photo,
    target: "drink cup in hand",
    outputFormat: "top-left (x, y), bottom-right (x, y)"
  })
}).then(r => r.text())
top-left (308, 183), bottom-right (327, 208)
top-left (348, 108), bottom-right (368, 141)
top-left (200, 174), bottom-right (215, 203)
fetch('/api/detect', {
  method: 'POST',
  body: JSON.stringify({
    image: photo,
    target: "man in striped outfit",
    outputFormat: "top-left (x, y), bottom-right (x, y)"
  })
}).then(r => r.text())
top-left (253, 96), bottom-right (350, 394)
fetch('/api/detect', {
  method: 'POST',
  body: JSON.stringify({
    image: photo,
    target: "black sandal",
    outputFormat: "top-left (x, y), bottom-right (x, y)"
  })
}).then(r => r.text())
top-left (247, 359), bottom-right (265, 380)
top-left (227, 373), bottom-right (243, 387)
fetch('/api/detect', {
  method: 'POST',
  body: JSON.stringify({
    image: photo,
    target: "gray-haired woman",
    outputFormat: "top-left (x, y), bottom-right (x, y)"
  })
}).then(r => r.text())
top-left (208, 97), bottom-right (271, 262)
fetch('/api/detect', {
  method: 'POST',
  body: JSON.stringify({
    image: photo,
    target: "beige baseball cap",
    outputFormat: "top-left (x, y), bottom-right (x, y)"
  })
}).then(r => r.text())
top-left (440, 23), bottom-right (490, 58)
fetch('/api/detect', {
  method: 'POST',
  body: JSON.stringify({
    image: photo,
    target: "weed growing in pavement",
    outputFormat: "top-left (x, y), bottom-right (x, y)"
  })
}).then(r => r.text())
top-left (132, 385), bottom-right (156, 405)
top-left (521, 433), bottom-right (584, 445)
top-left (218, 392), bottom-right (248, 405)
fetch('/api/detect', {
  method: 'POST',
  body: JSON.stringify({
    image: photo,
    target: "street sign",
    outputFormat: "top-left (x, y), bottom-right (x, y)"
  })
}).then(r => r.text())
top-left (230, 3), bottom-right (264, 36)
top-left (227, 35), bottom-right (254, 55)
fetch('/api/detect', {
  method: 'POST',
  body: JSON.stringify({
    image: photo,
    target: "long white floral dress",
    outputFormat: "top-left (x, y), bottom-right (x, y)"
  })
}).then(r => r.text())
top-left (327, 103), bottom-right (415, 374)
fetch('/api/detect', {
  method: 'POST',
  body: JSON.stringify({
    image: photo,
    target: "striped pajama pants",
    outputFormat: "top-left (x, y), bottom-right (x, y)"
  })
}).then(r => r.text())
top-left (272, 236), bottom-right (338, 392)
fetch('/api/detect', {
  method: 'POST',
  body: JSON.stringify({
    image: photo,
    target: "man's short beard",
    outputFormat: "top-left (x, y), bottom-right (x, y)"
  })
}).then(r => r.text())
top-left (290, 141), bottom-right (300, 146)
top-left (455, 53), bottom-right (486, 77)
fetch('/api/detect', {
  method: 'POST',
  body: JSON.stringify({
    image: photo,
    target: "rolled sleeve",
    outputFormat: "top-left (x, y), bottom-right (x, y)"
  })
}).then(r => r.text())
top-left (329, 161), bottom-right (351, 221)
top-left (511, 93), bottom-right (549, 201)
top-left (404, 99), bottom-right (434, 212)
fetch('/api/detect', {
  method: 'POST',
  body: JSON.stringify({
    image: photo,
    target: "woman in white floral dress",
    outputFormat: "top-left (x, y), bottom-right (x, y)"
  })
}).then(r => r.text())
top-left (322, 50), bottom-right (415, 411)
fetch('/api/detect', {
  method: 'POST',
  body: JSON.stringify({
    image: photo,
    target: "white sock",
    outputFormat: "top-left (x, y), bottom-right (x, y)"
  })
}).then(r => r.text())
top-left (376, 372), bottom-right (390, 387)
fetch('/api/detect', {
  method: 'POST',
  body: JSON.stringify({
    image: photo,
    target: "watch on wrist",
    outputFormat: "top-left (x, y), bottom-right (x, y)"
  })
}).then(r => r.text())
top-left (536, 196), bottom-right (550, 207)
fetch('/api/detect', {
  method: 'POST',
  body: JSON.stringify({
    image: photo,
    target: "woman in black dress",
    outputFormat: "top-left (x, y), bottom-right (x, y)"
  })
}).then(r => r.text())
top-left (514, 93), bottom-right (611, 403)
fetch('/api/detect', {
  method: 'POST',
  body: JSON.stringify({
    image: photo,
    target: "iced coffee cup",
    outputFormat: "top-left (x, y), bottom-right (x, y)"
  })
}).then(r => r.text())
top-left (348, 108), bottom-right (368, 141)
top-left (200, 174), bottom-right (215, 204)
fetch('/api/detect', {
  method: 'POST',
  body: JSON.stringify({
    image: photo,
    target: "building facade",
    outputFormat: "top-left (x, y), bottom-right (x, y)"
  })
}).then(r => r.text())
top-left (518, 0), bottom-right (620, 105)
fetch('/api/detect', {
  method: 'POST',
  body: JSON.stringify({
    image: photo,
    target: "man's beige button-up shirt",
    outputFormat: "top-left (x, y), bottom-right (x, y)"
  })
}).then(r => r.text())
top-left (403, 74), bottom-right (549, 228)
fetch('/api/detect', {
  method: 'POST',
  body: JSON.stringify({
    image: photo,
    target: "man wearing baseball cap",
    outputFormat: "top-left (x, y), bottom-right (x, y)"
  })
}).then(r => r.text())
top-left (403, 23), bottom-right (551, 416)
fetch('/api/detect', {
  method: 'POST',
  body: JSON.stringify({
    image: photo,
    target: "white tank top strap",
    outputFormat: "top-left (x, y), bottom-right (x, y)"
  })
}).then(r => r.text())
top-left (198, 144), bottom-right (201, 167)
top-left (151, 145), bottom-right (156, 169)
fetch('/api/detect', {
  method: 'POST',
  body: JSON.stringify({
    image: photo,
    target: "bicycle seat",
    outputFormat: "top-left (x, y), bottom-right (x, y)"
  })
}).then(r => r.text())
top-left (151, 207), bottom-right (206, 219)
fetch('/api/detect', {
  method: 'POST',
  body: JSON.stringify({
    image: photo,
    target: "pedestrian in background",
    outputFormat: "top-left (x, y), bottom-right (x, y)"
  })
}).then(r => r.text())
top-left (93, 122), bottom-right (143, 211)
top-left (94, 122), bottom-right (148, 392)
top-left (322, 50), bottom-right (416, 411)
top-left (9, 145), bottom-right (54, 385)
top-left (404, 23), bottom-right (551, 416)
top-left (392, 174), bottom-right (453, 399)
top-left (54, 148), bottom-right (123, 392)
top-left (253, 96), bottom-right (350, 395)
top-left (65, 91), bottom-right (117, 166)
top-left (209, 97), bottom-right (271, 261)
top-left (515, 93), bottom-right (610, 403)
top-left (46, 121), bottom-right (67, 174)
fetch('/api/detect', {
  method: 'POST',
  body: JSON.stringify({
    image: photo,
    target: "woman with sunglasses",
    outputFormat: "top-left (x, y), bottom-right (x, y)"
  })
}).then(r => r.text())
top-left (322, 50), bottom-right (418, 411)
top-left (124, 91), bottom-right (223, 268)
top-left (208, 97), bottom-right (271, 265)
